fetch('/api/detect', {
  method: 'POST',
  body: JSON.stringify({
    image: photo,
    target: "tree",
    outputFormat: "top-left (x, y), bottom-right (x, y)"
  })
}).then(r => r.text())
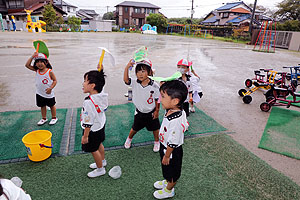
top-left (67, 16), bottom-right (81, 31)
top-left (146, 13), bottom-right (168, 33)
top-left (42, 4), bottom-right (58, 27)
top-left (275, 0), bottom-right (300, 21)
top-left (103, 12), bottom-right (115, 20)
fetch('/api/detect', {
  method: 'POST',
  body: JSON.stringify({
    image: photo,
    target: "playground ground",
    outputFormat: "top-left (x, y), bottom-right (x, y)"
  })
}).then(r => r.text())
top-left (0, 31), bottom-right (300, 188)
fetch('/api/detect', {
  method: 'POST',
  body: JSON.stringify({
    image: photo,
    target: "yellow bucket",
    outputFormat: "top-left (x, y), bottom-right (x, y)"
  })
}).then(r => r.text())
top-left (22, 130), bottom-right (53, 162)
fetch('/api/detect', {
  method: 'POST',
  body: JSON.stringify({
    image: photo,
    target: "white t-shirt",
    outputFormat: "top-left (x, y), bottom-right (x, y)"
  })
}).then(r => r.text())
top-left (159, 111), bottom-right (189, 148)
top-left (0, 179), bottom-right (31, 200)
top-left (128, 78), bottom-right (160, 113)
top-left (190, 74), bottom-right (202, 92)
top-left (81, 92), bottom-right (108, 132)
top-left (35, 68), bottom-right (54, 98)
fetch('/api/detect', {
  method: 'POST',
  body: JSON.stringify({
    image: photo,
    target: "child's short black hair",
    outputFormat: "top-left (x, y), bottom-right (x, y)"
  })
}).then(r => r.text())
top-left (84, 70), bottom-right (106, 93)
top-left (135, 64), bottom-right (152, 76)
top-left (33, 59), bottom-right (52, 70)
top-left (160, 80), bottom-right (188, 108)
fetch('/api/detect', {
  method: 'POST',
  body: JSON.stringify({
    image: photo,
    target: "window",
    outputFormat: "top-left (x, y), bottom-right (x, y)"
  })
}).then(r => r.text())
top-left (124, 18), bottom-right (129, 24)
top-left (134, 8), bottom-right (141, 13)
top-left (7, 0), bottom-right (23, 8)
top-left (147, 9), bottom-right (150, 14)
top-left (67, 7), bottom-right (70, 12)
top-left (144, 8), bottom-right (146, 13)
top-left (223, 12), bottom-right (229, 18)
top-left (124, 7), bottom-right (128, 13)
top-left (133, 19), bottom-right (136, 25)
top-left (149, 9), bottom-right (155, 14)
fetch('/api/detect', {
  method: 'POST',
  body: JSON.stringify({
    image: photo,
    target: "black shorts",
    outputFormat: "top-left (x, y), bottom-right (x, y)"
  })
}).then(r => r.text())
top-left (183, 102), bottom-right (189, 117)
top-left (132, 109), bottom-right (160, 132)
top-left (36, 94), bottom-right (56, 107)
top-left (82, 126), bottom-right (105, 153)
top-left (159, 143), bottom-right (183, 182)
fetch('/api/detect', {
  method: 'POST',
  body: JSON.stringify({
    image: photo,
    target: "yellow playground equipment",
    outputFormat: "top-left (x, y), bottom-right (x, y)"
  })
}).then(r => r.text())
top-left (25, 9), bottom-right (46, 33)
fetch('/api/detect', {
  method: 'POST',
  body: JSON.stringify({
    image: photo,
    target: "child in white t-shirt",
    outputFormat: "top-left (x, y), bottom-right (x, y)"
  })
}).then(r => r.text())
top-left (189, 62), bottom-right (203, 113)
top-left (25, 52), bottom-right (58, 125)
top-left (153, 80), bottom-right (189, 199)
top-left (81, 70), bottom-right (108, 178)
top-left (123, 59), bottom-right (161, 152)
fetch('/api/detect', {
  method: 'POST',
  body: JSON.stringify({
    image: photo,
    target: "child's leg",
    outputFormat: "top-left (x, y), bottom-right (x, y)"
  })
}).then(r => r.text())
top-left (98, 143), bottom-right (105, 161)
top-left (41, 106), bottom-right (47, 119)
top-left (50, 105), bottom-right (56, 119)
top-left (166, 180), bottom-right (177, 191)
top-left (128, 128), bottom-right (137, 139)
top-left (91, 150), bottom-right (103, 168)
top-left (153, 129), bottom-right (159, 141)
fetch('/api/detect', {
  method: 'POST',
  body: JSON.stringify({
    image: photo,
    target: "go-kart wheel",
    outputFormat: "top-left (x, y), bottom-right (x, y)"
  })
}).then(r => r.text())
top-left (243, 95), bottom-right (252, 104)
top-left (260, 102), bottom-right (271, 112)
top-left (245, 79), bottom-right (252, 88)
top-left (238, 89), bottom-right (247, 97)
top-left (265, 89), bottom-right (274, 98)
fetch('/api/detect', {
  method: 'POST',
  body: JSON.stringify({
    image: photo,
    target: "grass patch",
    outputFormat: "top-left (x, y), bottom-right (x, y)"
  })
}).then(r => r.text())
top-left (1, 135), bottom-right (300, 199)
top-left (74, 103), bottom-right (226, 151)
top-left (0, 109), bottom-right (67, 160)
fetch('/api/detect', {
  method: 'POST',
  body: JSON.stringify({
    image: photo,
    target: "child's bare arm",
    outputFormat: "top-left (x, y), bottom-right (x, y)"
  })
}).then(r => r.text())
top-left (191, 69), bottom-right (200, 79)
top-left (153, 100), bottom-right (160, 119)
top-left (46, 71), bottom-right (57, 94)
top-left (124, 60), bottom-right (134, 84)
top-left (81, 127), bottom-right (90, 144)
top-left (25, 52), bottom-right (38, 71)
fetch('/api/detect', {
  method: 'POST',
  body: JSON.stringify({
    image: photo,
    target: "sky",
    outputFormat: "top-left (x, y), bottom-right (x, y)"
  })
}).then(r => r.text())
top-left (65, 0), bottom-right (283, 18)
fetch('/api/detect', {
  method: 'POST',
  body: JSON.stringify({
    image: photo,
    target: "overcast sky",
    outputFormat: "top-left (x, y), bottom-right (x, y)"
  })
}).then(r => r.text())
top-left (65, 0), bottom-right (283, 18)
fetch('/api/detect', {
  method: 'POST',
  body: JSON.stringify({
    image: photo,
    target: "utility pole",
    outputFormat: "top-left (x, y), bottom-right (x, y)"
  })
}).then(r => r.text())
top-left (249, 0), bottom-right (257, 37)
top-left (106, 6), bottom-right (109, 13)
top-left (191, 0), bottom-right (194, 21)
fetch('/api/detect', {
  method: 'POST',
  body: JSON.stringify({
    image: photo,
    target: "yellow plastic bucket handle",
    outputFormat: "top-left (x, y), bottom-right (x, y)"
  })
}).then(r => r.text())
top-left (39, 143), bottom-right (53, 148)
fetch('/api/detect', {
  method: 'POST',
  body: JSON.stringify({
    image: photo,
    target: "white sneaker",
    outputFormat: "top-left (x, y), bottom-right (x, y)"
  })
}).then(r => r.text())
top-left (87, 168), bottom-right (106, 178)
top-left (124, 137), bottom-right (132, 149)
top-left (190, 107), bottom-right (195, 113)
top-left (153, 188), bottom-right (175, 199)
top-left (90, 160), bottom-right (107, 169)
top-left (154, 180), bottom-right (167, 189)
top-left (153, 141), bottom-right (160, 152)
top-left (49, 118), bottom-right (58, 125)
top-left (37, 118), bottom-right (47, 126)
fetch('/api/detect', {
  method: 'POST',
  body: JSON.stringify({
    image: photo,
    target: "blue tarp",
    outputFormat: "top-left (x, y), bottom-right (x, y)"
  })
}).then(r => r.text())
top-left (226, 14), bottom-right (250, 23)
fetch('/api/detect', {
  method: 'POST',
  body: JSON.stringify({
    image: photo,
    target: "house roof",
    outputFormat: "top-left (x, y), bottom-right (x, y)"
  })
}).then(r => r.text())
top-left (115, 1), bottom-right (160, 9)
top-left (216, 2), bottom-right (243, 11)
top-left (79, 9), bottom-right (98, 16)
top-left (54, 0), bottom-right (78, 8)
top-left (202, 16), bottom-right (218, 23)
top-left (226, 14), bottom-right (250, 23)
top-left (231, 8), bottom-right (251, 14)
top-left (203, 11), bottom-right (217, 20)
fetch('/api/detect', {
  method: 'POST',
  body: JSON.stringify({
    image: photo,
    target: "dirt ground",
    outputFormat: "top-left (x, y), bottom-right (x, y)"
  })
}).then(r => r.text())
top-left (0, 32), bottom-right (300, 185)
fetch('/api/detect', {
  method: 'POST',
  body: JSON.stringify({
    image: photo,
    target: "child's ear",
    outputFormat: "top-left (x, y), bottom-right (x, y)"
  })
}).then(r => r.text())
top-left (171, 98), bottom-right (180, 106)
top-left (90, 83), bottom-right (96, 90)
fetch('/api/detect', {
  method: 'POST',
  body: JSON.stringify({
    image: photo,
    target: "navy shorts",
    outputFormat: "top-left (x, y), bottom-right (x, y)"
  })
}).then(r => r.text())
top-left (132, 109), bottom-right (160, 132)
top-left (36, 94), bottom-right (56, 107)
top-left (82, 126), bottom-right (105, 153)
top-left (159, 143), bottom-right (183, 182)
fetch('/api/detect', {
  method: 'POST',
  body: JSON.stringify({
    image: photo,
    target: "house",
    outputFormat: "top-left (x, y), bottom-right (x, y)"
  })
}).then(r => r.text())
top-left (115, 1), bottom-right (160, 28)
top-left (1, 0), bottom-right (66, 21)
top-left (53, 0), bottom-right (77, 17)
top-left (202, 1), bottom-right (261, 27)
top-left (76, 9), bottom-right (99, 23)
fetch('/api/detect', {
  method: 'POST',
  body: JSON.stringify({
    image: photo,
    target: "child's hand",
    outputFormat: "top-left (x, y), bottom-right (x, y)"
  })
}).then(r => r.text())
top-left (162, 155), bottom-right (170, 165)
top-left (97, 63), bottom-right (104, 71)
top-left (126, 59), bottom-right (135, 68)
top-left (32, 52), bottom-right (38, 58)
top-left (81, 136), bottom-right (88, 144)
top-left (45, 88), bottom-right (52, 94)
top-left (153, 110), bottom-right (159, 119)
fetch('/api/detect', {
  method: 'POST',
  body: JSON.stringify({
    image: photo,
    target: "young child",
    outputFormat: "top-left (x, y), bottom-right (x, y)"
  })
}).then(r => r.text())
top-left (25, 52), bottom-right (58, 125)
top-left (123, 58), bottom-right (161, 152)
top-left (0, 175), bottom-right (31, 200)
top-left (81, 70), bottom-right (108, 178)
top-left (176, 59), bottom-right (193, 117)
top-left (153, 80), bottom-right (189, 199)
top-left (189, 63), bottom-right (203, 113)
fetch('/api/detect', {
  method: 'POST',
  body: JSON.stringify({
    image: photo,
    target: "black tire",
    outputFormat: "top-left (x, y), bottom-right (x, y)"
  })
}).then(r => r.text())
top-left (243, 95), bottom-right (252, 104)
top-left (260, 102), bottom-right (271, 112)
top-left (238, 89), bottom-right (247, 97)
top-left (265, 89), bottom-right (274, 99)
top-left (245, 79), bottom-right (252, 88)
